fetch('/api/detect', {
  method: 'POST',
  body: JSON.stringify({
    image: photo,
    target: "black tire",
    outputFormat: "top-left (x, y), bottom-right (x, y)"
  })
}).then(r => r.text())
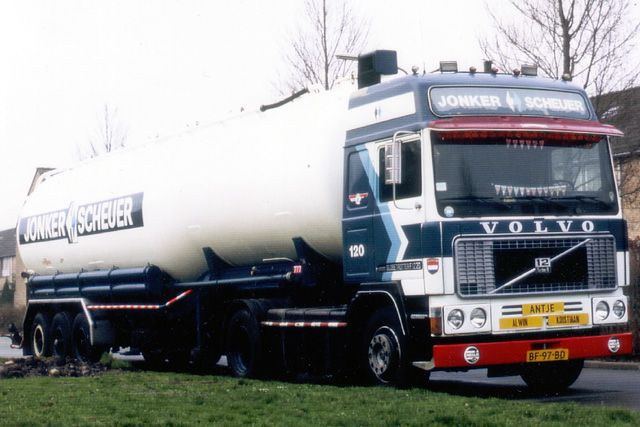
top-left (520, 359), bottom-right (584, 393)
top-left (226, 308), bottom-right (263, 378)
top-left (361, 307), bottom-right (409, 387)
top-left (71, 313), bottom-right (103, 362)
top-left (31, 313), bottom-right (52, 358)
top-left (51, 311), bottom-right (73, 359)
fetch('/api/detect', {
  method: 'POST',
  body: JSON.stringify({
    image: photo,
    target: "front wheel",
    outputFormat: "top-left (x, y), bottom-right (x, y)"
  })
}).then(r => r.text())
top-left (361, 307), bottom-right (409, 387)
top-left (520, 359), bottom-right (584, 393)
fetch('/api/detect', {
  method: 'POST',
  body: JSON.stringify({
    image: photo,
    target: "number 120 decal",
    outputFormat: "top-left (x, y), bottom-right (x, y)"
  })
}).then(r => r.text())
top-left (348, 244), bottom-right (365, 258)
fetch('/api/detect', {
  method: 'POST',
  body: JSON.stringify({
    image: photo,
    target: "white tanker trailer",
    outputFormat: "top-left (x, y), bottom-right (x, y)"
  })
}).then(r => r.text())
top-left (18, 83), bottom-right (348, 282)
top-left (16, 51), bottom-right (633, 390)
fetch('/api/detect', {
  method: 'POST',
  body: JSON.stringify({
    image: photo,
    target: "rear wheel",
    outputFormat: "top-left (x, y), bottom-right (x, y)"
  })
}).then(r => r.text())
top-left (520, 359), bottom-right (584, 393)
top-left (226, 308), bottom-right (263, 378)
top-left (71, 313), bottom-right (104, 362)
top-left (51, 311), bottom-right (73, 358)
top-left (31, 313), bottom-right (52, 358)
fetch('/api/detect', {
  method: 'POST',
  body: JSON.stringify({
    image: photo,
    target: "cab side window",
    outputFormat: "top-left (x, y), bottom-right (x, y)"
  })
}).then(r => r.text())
top-left (379, 140), bottom-right (422, 202)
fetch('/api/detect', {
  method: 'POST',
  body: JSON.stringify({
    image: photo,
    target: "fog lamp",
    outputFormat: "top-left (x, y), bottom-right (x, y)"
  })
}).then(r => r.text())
top-left (608, 337), bottom-right (621, 353)
top-left (464, 346), bottom-right (480, 364)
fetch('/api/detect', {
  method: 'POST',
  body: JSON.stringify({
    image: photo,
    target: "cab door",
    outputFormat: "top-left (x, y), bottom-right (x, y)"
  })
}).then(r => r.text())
top-left (343, 146), bottom-right (376, 283)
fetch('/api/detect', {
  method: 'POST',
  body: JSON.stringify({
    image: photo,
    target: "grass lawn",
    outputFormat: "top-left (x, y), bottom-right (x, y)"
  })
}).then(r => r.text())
top-left (0, 371), bottom-right (638, 427)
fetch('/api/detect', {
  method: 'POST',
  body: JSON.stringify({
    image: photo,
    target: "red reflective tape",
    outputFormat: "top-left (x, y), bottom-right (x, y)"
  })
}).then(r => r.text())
top-left (87, 304), bottom-right (161, 310)
top-left (262, 321), bottom-right (347, 328)
top-left (87, 290), bottom-right (194, 310)
top-left (166, 289), bottom-right (193, 306)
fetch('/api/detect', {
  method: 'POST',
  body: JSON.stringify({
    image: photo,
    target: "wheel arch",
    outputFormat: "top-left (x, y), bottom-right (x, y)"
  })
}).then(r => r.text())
top-left (346, 283), bottom-right (408, 341)
top-left (222, 298), bottom-right (288, 335)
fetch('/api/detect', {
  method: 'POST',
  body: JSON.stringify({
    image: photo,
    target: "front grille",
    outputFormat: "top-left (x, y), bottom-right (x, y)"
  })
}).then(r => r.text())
top-left (455, 235), bottom-right (617, 297)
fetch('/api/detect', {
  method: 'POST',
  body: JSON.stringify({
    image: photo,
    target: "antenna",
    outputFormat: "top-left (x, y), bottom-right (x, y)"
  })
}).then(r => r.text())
top-left (336, 54), bottom-right (358, 61)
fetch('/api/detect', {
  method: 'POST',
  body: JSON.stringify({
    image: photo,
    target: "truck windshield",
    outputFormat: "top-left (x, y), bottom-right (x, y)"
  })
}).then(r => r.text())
top-left (432, 131), bottom-right (618, 217)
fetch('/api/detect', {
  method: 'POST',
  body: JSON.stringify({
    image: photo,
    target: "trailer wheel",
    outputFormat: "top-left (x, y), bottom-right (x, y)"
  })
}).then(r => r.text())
top-left (520, 359), bottom-right (584, 393)
top-left (71, 313), bottom-right (103, 362)
top-left (226, 308), bottom-right (263, 378)
top-left (51, 312), bottom-right (73, 359)
top-left (31, 313), bottom-right (52, 358)
top-left (361, 307), bottom-right (409, 387)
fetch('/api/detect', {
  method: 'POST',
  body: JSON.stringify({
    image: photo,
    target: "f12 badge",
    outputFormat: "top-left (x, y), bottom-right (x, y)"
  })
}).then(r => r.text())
top-left (535, 257), bottom-right (551, 273)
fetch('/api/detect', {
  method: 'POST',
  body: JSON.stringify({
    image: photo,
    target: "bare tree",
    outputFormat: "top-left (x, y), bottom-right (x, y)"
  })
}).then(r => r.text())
top-left (77, 103), bottom-right (128, 160)
top-left (280, 0), bottom-right (371, 92)
top-left (481, 0), bottom-right (639, 101)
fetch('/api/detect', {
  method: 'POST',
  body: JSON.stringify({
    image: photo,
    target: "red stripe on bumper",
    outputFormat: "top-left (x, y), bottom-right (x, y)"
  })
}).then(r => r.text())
top-left (433, 333), bottom-right (633, 368)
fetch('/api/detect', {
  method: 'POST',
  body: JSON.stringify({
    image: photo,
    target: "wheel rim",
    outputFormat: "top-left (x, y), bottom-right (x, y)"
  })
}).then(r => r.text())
top-left (367, 327), bottom-right (399, 382)
top-left (33, 324), bottom-right (46, 357)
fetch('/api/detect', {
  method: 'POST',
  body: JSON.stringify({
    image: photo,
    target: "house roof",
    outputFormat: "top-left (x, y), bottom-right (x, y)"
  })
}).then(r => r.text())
top-left (0, 228), bottom-right (16, 258)
top-left (592, 86), bottom-right (640, 157)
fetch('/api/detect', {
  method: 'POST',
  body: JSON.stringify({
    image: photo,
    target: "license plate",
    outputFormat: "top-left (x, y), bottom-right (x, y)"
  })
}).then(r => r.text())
top-left (526, 349), bottom-right (569, 362)
top-left (499, 316), bottom-right (543, 329)
top-left (548, 313), bottom-right (589, 326)
top-left (522, 302), bottom-right (564, 316)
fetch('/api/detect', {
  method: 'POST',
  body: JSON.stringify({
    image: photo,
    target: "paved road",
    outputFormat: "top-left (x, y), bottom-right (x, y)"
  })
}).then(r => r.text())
top-left (429, 365), bottom-right (640, 412)
top-left (0, 337), bottom-right (23, 359)
top-left (2, 337), bottom-right (637, 411)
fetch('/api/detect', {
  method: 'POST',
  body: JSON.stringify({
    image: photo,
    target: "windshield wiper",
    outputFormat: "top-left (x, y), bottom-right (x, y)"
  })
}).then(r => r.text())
top-left (520, 195), bottom-right (568, 210)
top-left (439, 196), bottom-right (512, 211)
top-left (569, 195), bottom-right (614, 208)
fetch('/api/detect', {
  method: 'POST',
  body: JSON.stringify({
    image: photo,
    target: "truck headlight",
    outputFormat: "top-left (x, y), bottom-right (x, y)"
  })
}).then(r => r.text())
top-left (470, 308), bottom-right (487, 329)
top-left (595, 301), bottom-right (609, 321)
top-left (612, 300), bottom-right (626, 319)
top-left (447, 309), bottom-right (464, 330)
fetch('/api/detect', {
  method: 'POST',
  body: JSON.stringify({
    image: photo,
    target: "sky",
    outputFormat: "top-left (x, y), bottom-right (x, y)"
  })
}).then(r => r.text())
top-left (1, 0), bottom-right (639, 230)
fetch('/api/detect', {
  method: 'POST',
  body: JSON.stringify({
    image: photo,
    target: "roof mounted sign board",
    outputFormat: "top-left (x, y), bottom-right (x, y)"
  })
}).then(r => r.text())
top-left (429, 86), bottom-right (590, 120)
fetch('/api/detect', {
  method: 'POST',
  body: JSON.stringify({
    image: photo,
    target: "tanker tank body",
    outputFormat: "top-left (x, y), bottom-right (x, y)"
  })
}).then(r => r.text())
top-left (18, 79), bottom-right (357, 362)
top-left (18, 82), bottom-right (354, 284)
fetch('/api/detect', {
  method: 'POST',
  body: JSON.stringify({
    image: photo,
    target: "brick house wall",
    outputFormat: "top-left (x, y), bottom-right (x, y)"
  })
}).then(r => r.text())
top-left (0, 228), bottom-right (27, 308)
top-left (593, 87), bottom-right (640, 238)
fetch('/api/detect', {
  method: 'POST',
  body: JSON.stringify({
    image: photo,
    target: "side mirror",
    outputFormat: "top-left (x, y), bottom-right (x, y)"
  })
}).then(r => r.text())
top-left (384, 139), bottom-right (402, 185)
top-left (384, 131), bottom-right (421, 210)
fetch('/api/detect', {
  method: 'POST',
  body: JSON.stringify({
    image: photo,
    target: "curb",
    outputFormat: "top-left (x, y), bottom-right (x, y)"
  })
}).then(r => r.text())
top-left (584, 360), bottom-right (640, 370)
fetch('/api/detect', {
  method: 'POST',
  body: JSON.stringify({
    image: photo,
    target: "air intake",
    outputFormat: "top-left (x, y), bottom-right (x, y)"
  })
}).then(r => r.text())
top-left (358, 50), bottom-right (398, 89)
